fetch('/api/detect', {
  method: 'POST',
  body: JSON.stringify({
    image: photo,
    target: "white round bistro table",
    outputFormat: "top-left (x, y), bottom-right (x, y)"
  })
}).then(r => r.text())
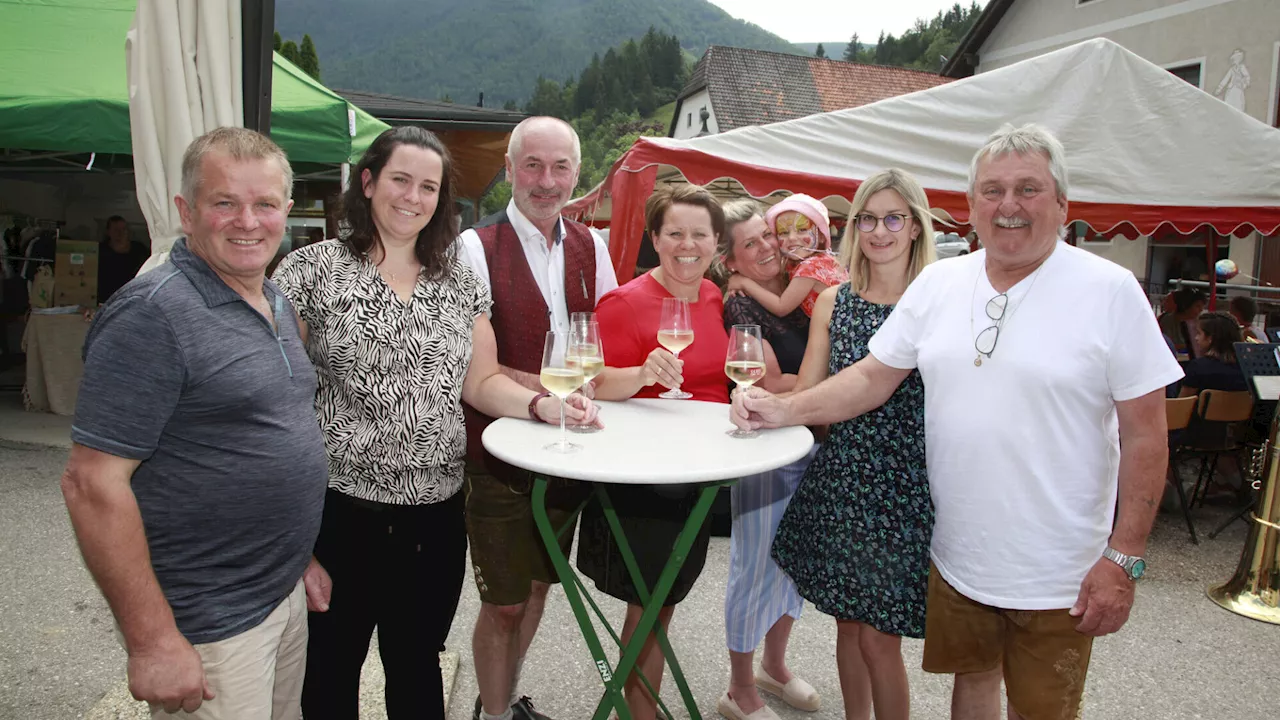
top-left (483, 399), bottom-right (813, 720)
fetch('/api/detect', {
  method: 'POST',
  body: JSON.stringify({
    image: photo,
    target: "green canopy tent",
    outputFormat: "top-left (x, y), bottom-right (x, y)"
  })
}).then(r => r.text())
top-left (0, 0), bottom-right (388, 165)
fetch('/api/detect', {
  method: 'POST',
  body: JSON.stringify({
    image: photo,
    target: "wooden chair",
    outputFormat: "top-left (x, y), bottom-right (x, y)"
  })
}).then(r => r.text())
top-left (1181, 389), bottom-right (1255, 509)
top-left (1166, 396), bottom-right (1199, 543)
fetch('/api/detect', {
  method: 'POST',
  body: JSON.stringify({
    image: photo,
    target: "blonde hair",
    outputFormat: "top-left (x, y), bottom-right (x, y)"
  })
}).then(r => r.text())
top-left (838, 168), bottom-right (937, 294)
top-left (709, 199), bottom-right (764, 288)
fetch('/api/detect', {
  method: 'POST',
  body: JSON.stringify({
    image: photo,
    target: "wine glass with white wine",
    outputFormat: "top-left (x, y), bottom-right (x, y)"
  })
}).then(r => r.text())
top-left (724, 324), bottom-right (764, 438)
top-left (540, 331), bottom-right (586, 453)
top-left (657, 297), bottom-right (694, 400)
top-left (567, 316), bottom-right (603, 434)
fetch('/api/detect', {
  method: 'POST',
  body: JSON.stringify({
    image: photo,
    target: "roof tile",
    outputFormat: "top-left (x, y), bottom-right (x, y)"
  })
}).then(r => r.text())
top-left (688, 46), bottom-right (950, 132)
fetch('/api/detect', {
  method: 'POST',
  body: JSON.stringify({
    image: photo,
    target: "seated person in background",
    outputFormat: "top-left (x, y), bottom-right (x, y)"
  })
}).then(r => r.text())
top-left (1179, 311), bottom-right (1248, 396)
top-left (98, 216), bottom-right (149, 303)
top-left (1228, 295), bottom-right (1260, 342)
top-left (726, 194), bottom-right (848, 318)
top-left (1158, 288), bottom-right (1206, 356)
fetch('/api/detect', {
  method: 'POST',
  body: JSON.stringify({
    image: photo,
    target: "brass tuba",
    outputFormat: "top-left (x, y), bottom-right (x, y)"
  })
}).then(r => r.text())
top-left (1207, 407), bottom-right (1280, 624)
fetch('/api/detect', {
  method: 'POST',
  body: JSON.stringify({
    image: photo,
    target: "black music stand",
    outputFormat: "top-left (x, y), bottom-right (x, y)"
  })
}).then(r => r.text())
top-left (1205, 343), bottom-right (1280, 538)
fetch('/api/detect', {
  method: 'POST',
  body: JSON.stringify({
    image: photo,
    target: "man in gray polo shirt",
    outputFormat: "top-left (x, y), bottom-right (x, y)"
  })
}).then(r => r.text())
top-left (61, 127), bottom-right (328, 719)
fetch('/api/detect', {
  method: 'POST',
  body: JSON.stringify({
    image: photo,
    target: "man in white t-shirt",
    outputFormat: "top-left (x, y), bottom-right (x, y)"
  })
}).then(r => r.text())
top-left (731, 124), bottom-right (1183, 720)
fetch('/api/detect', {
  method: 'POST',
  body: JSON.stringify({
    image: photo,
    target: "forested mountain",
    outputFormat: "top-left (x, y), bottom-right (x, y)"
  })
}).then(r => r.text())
top-left (843, 2), bottom-right (983, 71)
top-left (275, 0), bottom-right (801, 105)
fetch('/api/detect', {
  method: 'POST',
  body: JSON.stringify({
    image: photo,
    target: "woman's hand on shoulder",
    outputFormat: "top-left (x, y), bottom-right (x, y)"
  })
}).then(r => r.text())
top-left (641, 347), bottom-right (684, 390)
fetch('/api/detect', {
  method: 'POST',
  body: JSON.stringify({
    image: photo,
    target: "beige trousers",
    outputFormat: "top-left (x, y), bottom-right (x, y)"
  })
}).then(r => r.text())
top-left (148, 579), bottom-right (308, 720)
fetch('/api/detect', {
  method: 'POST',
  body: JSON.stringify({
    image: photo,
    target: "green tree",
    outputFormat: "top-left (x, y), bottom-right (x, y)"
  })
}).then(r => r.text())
top-left (503, 99), bottom-right (519, 111)
top-left (815, 43), bottom-right (826, 59)
top-left (843, 33), bottom-right (860, 62)
top-left (298, 34), bottom-right (321, 80)
top-left (480, 181), bottom-right (512, 216)
top-left (280, 40), bottom-right (301, 66)
top-left (273, 31), bottom-right (282, 52)
top-left (439, 94), bottom-right (454, 103)
top-left (527, 76), bottom-right (569, 119)
top-left (860, 2), bottom-right (982, 69)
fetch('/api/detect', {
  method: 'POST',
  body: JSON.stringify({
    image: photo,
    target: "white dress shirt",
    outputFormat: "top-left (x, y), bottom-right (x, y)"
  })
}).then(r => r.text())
top-left (456, 200), bottom-right (618, 336)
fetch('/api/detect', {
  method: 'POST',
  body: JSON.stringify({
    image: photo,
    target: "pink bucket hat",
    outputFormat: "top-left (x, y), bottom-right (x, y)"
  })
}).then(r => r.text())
top-left (765, 194), bottom-right (831, 248)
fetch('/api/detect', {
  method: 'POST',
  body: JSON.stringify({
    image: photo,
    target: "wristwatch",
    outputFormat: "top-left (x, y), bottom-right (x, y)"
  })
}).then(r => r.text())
top-left (528, 391), bottom-right (553, 422)
top-left (1102, 546), bottom-right (1147, 581)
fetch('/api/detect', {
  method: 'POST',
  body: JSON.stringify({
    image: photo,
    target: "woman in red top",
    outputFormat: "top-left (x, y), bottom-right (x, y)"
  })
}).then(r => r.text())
top-left (583, 184), bottom-right (729, 720)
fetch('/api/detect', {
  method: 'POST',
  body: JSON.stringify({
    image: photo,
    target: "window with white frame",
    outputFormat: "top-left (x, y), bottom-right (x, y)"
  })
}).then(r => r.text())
top-left (1167, 62), bottom-right (1202, 87)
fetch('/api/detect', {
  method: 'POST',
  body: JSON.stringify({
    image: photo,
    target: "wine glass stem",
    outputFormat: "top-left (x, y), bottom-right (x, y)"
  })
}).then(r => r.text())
top-left (559, 397), bottom-right (567, 448)
top-left (672, 350), bottom-right (681, 391)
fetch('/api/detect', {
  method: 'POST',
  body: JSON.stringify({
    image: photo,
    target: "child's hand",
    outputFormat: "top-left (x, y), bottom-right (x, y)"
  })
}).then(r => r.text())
top-left (726, 274), bottom-right (747, 293)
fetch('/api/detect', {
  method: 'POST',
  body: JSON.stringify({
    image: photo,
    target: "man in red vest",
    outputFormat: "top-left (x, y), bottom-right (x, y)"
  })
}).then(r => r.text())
top-left (457, 116), bottom-right (618, 720)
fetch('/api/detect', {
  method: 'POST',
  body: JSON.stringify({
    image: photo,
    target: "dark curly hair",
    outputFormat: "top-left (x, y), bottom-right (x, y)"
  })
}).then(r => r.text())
top-left (338, 126), bottom-right (457, 280)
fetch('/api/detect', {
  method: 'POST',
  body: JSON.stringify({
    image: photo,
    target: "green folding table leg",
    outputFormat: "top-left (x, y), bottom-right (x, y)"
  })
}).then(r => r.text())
top-left (593, 483), bottom-right (721, 720)
top-left (530, 478), bottom-right (632, 720)
top-left (594, 484), bottom-right (721, 719)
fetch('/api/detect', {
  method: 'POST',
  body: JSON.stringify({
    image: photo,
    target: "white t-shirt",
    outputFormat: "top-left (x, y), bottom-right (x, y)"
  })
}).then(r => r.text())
top-left (868, 242), bottom-right (1184, 609)
top-left (456, 200), bottom-right (617, 335)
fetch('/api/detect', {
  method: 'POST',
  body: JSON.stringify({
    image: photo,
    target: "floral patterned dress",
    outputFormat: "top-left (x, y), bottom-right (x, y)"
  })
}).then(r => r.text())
top-left (770, 284), bottom-right (933, 637)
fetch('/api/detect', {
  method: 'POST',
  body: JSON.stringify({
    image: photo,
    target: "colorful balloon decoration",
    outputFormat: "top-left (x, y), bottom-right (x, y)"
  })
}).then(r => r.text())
top-left (1215, 258), bottom-right (1239, 280)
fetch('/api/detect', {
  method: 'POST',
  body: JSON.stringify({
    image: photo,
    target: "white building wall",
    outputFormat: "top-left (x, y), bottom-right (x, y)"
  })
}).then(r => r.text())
top-left (1080, 234), bottom-right (1150, 278)
top-left (977, 0), bottom-right (1280, 127)
top-left (672, 90), bottom-right (719, 140)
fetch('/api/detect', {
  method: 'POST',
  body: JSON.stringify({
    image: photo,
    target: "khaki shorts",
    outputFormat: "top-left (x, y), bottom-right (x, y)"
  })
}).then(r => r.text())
top-left (922, 563), bottom-right (1092, 720)
top-left (464, 460), bottom-right (588, 606)
top-left (116, 579), bottom-right (308, 719)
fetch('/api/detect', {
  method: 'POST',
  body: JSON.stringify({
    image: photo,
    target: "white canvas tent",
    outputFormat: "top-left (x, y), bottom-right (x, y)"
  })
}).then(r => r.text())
top-left (566, 38), bottom-right (1280, 279)
top-left (128, 0), bottom-right (242, 267)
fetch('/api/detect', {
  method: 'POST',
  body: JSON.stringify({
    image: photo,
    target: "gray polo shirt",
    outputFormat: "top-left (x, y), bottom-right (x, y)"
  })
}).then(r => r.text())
top-left (72, 238), bottom-right (327, 645)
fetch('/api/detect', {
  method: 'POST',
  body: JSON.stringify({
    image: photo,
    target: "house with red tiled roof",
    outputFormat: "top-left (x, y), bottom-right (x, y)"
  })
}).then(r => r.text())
top-left (669, 45), bottom-right (951, 140)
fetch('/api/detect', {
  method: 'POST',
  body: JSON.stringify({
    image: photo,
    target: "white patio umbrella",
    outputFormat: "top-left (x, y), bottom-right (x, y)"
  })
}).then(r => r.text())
top-left (127, 0), bottom-right (242, 273)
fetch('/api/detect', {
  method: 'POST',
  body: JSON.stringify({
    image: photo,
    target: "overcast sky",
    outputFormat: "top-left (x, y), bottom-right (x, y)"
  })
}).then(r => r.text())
top-left (705, 0), bottom-right (977, 44)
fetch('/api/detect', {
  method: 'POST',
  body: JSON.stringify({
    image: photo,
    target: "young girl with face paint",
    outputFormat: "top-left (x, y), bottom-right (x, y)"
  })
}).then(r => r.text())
top-left (726, 194), bottom-right (848, 317)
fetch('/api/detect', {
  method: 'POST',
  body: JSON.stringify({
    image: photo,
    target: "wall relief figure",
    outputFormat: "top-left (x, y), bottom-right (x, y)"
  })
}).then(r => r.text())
top-left (1214, 48), bottom-right (1250, 112)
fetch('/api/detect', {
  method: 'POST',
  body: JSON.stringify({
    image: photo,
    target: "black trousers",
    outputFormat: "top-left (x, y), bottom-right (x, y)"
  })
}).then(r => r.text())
top-left (301, 488), bottom-right (467, 719)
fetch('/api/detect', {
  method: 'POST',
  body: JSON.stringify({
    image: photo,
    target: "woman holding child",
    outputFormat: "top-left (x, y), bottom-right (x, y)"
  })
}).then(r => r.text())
top-left (715, 199), bottom-right (820, 720)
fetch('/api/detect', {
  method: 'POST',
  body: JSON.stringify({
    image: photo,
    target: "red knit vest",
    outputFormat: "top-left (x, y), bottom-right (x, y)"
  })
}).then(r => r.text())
top-left (463, 211), bottom-right (598, 473)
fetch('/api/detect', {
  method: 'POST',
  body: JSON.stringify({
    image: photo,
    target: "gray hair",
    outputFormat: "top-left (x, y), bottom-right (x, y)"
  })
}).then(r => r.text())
top-left (967, 123), bottom-right (1069, 202)
top-left (180, 126), bottom-right (294, 205)
top-left (508, 116), bottom-right (582, 168)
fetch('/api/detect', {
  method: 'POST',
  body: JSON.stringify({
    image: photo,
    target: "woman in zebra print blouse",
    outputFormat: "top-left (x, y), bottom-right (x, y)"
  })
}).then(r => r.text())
top-left (273, 126), bottom-right (597, 720)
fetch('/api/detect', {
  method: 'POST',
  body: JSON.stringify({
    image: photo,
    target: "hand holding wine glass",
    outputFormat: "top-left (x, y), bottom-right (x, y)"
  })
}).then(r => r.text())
top-left (567, 315), bottom-right (604, 434)
top-left (541, 331), bottom-right (586, 453)
top-left (724, 324), bottom-right (765, 438)
top-left (657, 297), bottom-right (694, 400)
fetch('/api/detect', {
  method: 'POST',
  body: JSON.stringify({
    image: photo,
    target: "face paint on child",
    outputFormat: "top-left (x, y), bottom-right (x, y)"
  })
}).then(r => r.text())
top-left (773, 211), bottom-right (820, 255)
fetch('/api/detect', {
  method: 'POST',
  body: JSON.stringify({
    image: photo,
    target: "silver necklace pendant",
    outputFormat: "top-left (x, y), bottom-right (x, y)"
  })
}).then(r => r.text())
top-left (974, 355), bottom-right (983, 367)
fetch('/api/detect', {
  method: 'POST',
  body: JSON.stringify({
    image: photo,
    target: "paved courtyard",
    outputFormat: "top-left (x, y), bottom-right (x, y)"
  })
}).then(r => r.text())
top-left (1, 422), bottom-right (1278, 719)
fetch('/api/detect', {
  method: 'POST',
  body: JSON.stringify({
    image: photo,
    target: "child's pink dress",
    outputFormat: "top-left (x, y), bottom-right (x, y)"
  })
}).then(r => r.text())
top-left (791, 254), bottom-right (850, 316)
